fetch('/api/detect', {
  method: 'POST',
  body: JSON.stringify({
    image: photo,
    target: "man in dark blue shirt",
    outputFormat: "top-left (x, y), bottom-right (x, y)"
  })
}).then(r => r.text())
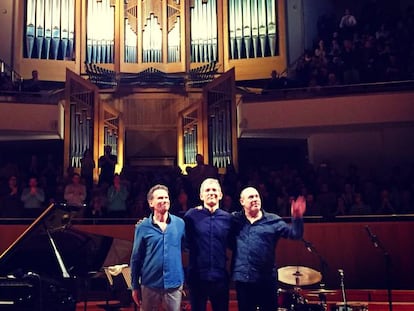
top-left (184, 178), bottom-right (233, 311)
top-left (232, 186), bottom-right (306, 311)
top-left (130, 184), bottom-right (185, 311)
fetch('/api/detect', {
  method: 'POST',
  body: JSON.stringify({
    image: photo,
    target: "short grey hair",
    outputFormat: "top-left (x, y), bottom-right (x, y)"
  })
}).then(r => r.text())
top-left (147, 184), bottom-right (169, 201)
top-left (200, 178), bottom-right (221, 193)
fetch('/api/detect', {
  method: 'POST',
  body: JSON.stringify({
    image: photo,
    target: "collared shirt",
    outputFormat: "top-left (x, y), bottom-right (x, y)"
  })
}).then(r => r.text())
top-left (232, 210), bottom-right (304, 283)
top-left (184, 207), bottom-right (233, 282)
top-left (130, 213), bottom-right (185, 290)
top-left (20, 187), bottom-right (45, 209)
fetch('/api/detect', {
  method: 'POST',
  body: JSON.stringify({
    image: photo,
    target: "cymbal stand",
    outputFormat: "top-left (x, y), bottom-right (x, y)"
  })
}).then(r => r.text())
top-left (338, 269), bottom-right (347, 311)
top-left (302, 239), bottom-right (328, 286)
top-left (302, 239), bottom-right (328, 310)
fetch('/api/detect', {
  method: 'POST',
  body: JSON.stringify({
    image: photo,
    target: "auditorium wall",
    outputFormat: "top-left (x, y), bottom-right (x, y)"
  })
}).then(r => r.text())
top-left (239, 91), bottom-right (414, 176)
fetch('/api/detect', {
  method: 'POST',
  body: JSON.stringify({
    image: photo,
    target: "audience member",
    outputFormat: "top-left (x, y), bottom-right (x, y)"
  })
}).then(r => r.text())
top-left (106, 173), bottom-right (129, 218)
top-left (98, 145), bottom-right (117, 188)
top-left (23, 70), bottom-right (41, 92)
top-left (64, 172), bottom-right (87, 216)
top-left (0, 175), bottom-right (23, 217)
top-left (85, 185), bottom-right (107, 218)
top-left (80, 148), bottom-right (96, 192)
top-left (377, 189), bottom-right (396, 214)
top-left (20, 176), bottom-right (45, 218)
top-left (349, 193), bottom-right (372, 215)
top-left (339, 8), bottom-right (358, 41)
top-left (171, 188), bottom-right (191, 218)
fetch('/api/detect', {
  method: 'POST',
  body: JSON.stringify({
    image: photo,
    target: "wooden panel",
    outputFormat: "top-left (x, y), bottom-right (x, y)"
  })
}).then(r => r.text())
top-left (1, 221), bottom-right (414, 290)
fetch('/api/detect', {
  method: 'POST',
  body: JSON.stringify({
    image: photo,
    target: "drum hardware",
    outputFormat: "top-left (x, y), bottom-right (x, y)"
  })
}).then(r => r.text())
top-left (338, 269), bottom-right (348, 311)
top-left (306, 289), bottom-right (337, 296)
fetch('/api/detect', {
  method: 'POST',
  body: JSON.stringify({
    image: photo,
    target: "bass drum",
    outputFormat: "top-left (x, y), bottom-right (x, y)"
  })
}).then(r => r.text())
top-left (277, 288), bottom-right (305, 310)
top-left (277, 289), bottom-right (323, 311)
top-left (278, 305), bottom-right (324, 311)
top-left (335, 303), bottom-right (368, 311)
top-left (295, 304), bottom-right (325, 311)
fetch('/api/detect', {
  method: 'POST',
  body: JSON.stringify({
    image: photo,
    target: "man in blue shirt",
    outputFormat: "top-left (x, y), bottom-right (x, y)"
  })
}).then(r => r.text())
top-left (232, 186), bottom-right (306, 311)
top-left (130, 184), bottom-right (185, 311)
top-left (184, 178), bottom-right (233, 311)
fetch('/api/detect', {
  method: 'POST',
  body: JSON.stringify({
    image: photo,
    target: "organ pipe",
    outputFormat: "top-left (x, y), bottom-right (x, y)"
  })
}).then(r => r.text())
top-left (25, 0), bottom-right (75, 60)
top-left (228, 0), bottom-right (278, 59)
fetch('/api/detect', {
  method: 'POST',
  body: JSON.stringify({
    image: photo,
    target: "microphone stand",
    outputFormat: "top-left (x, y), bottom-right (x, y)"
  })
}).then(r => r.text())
top-left (365, 226), bottom-right (393, 311)
top-left (338, 269), bottom-right (347, 311)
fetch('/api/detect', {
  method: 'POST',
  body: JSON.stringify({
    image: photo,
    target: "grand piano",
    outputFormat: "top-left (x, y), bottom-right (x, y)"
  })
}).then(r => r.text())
top-left (0, 203), bottom-right (133, 310)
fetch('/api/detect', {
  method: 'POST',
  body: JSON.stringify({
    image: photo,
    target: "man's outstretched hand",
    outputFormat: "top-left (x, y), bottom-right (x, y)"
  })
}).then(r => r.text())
top-left (291, 196), bottom-right (306, 218)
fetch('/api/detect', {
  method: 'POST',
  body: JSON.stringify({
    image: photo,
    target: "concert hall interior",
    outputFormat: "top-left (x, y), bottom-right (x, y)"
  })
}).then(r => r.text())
top-left (1, 0), bottom-right (414, 310)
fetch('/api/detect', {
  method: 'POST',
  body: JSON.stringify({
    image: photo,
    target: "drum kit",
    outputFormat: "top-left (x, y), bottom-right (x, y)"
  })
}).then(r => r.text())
top-left (277, 265), bottom-right (334, 311)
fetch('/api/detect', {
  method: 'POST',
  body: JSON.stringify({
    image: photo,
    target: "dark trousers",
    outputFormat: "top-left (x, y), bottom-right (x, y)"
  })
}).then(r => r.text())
top-left (189, 279), bottom-right (229, 311)
top-left (235, 280), bottom-right (278, 311)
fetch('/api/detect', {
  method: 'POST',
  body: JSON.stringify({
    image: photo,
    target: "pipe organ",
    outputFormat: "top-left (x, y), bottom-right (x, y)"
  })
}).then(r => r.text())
top-left (24, 0), bottom-right (75, 60)
top-left (23, 0), bottom-right (282, 75)
top-left (86, 0), bottom-right (115, 64)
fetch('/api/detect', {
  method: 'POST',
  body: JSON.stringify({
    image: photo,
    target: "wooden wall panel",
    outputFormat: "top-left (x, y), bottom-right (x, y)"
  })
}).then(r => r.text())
top-left (1, 220), bottom-right (413, 290)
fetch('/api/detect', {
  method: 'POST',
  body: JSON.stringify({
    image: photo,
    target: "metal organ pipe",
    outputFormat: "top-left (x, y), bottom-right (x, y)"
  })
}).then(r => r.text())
top-left (228, 0), bottom-right (277, 59)
top-left (26, 0), bottom-right (36, 58)
top-left (190, 0), bottom-right (217, 63)
top-left (24, 0), bottom-right (75, 60)
top-left (86, 0), bottom-right (115, 64)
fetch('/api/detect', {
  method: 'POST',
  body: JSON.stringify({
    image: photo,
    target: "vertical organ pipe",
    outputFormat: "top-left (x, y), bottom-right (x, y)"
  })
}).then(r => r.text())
top-left (61, 0), bottom-right (69, 59)
top-left (68, 0), bottom-right (74, 59)
top-left (44, 0), bottom-right (52, 59)
top-left (211, 0), bottom-right (217, 61)
top-left (242, 0), bottom-right (251, 58)
top-left (229, 0), bottom-right (236, 59)
top-left (51, 0), bottom-right (61, 59)
top-left (258, 0), bottom-right (267, 56)
top-left (36, 0), bottom-right (45, 58)
top-left (266, 0), bottom-right (276, 56)
top-left (251, 0), bottom-right (259, 57)
top-left (26, 0), bottom-right (36, 58)
top-left (234, 0), bottom-right (243, 59)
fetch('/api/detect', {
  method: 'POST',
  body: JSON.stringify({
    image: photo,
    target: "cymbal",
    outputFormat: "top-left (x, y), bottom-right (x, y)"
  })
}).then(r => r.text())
top-left (278, 266), bottom-right (322, 286)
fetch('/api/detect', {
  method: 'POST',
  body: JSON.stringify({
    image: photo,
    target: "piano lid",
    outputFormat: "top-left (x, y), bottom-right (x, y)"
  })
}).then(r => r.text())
top-left (0, 203), bottom-right (133, 279)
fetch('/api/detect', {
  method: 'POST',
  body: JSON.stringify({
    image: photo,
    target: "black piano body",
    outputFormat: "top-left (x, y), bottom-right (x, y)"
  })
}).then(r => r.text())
top-left (0, 203), bottom-right (132, 311)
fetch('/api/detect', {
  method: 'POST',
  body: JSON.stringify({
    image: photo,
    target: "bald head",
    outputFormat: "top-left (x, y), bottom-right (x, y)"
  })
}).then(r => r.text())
top-left (240, 187), bottom-right (262, 217)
